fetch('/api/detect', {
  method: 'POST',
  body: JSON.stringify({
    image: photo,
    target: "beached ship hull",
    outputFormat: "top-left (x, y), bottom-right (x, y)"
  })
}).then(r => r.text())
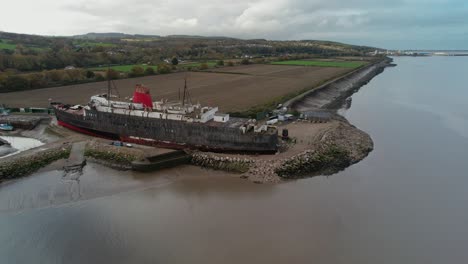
top-left (54, 108), bottom-right (278, 153)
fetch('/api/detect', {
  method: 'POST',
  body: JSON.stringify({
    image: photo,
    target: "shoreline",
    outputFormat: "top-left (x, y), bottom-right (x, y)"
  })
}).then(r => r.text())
top-left (189, 58), bottom-right (391, 183)
top-left (191, 119), bottom-right (373, 183)
top-left (287, 58), bottom-right (391, 111)
top-left (0, 58), bottom-right (391, 183)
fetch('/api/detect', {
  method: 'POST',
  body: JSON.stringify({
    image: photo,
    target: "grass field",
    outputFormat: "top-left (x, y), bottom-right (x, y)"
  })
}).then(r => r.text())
top-left (271, 60), bottom-right (367, 68)
top-left (0, 40), bottom-right (16, 50)
top-left (0, 39), bottom-right (49, 51)
top-left (180, 62), bottom-right (217, 68)
top-left (76, 42), bottom-right (116, 48)
top-left (89, 64), bottom-right (155, 72)
top-left (89, 62), bottom-right (217, 72)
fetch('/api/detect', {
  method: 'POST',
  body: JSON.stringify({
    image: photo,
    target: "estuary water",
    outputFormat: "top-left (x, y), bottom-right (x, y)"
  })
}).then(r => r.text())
top-left (0, 136), bottom-right (44, 158)
top-left (1, 56), bottom-right (468, 264)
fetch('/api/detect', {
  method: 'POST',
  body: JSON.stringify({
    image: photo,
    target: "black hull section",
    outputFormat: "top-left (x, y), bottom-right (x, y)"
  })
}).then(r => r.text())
top-left (55, 109), bottom-right (278, 153)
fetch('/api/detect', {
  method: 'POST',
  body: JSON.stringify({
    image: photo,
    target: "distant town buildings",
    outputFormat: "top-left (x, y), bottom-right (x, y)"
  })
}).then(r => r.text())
top-left (370, 49), bottom-right (468, 57)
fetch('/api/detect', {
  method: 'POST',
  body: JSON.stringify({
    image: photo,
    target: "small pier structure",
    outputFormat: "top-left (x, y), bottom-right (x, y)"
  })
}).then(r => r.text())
top-left (64, 142), bottom-right (87, 172)
top-left (131, 149), bottom-right (191, 172)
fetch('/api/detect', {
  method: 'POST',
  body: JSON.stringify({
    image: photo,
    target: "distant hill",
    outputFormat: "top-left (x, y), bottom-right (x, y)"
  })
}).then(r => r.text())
top-left (1, 31), bottom-right (381, 52)
top-left (0, 30), bottom-right (382, 72)
top-left (166, 35), bottom-right (237, 40)
top-left (73, 32), bottom-right (161, 39)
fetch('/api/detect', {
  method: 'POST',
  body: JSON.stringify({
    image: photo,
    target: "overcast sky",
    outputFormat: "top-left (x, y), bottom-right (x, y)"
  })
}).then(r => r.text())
top-left (1, 0), bottom-right (467, 49)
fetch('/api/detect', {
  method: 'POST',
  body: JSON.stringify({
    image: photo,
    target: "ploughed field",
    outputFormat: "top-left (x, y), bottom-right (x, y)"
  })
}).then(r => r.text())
top-left (271, 60), bottom-right (367, 68)
top-left (2, 64), bottom-right (350, 113)
top-left (89, 64), bottom-right (154, 72)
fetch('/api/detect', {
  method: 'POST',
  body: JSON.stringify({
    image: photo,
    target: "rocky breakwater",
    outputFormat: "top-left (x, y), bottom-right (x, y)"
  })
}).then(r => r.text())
top-left (190, 120), bottom-right (373, 183)
top-left (0, 142), bottom-right (71, 181)
top-left (275, 122), bottom-right (373, 178)
top-left (84, 141), bottom-right (144, 170)
top-left (191, 153), bottom-right (253, 173)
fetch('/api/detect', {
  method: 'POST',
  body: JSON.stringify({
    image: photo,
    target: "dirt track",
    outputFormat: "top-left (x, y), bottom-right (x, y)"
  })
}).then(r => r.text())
top-left (2, 65), bottom-right (349, 112)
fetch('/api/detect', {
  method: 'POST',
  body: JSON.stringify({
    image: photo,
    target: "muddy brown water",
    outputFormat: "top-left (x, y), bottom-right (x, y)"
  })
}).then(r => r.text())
top-left (1, 57), bottom-right (468, 263)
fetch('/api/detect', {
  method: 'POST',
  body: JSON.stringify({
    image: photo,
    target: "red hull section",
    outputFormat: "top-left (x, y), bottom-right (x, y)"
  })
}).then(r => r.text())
top-left (57, 121), bottom-right (114, 140)
top-left (57, 121), bottom-right (185, 149)
top-left (58, 120), bottom-right (189, 149)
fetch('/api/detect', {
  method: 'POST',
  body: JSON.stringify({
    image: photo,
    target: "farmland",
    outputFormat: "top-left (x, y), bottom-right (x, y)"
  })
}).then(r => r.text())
top-left (0, 40), bottom-right (16, 50)
top-left (271, 60), bottom-right (367, 68)
top-left (88, 61), bottom-right (220, 73)
top-left (89, 64), bottom-right (155, 72)
top-left (179, 61), bottom-right (217, 68)
top-left (74, 41), bottom-right (116, 47)
top-left (0, 39), bottom-right (48, 51)
top-left (1, 64), bottom-right (351, 113)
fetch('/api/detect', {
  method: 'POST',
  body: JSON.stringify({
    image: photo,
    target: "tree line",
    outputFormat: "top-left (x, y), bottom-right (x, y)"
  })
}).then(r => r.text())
top-left (0, 64), bottom-right (175, 93)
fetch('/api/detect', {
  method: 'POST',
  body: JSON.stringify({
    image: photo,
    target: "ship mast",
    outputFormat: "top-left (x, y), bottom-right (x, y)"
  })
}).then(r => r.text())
top-left (182, 76), bottom-right (187, 106)
top-left (107, 65), bottom-right (112, 108)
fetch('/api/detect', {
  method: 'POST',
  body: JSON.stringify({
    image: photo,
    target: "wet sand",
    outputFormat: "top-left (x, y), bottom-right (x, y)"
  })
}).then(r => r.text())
top-left (0, 162), bottom-right (241, 212)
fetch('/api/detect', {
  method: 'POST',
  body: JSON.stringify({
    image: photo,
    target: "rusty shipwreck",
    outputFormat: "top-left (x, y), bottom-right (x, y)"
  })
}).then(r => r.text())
top-left (52, 82), bottom-right (278, 153)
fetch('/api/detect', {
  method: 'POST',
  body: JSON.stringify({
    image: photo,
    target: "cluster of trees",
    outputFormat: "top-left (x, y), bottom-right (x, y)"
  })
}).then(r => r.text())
top-left (128, 64), bottom-right (172, 77)
top-left (0, 63), bottom-right (175, 92)
top-left (0, 69), bottom-right (102, 92)
top-left (0, 49), bottom-right (140, 72)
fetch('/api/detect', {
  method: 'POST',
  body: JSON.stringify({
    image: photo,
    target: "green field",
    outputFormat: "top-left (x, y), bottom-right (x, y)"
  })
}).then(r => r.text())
top-left (90, 61), bottom-right (217, 72)
top-left (0, 39), bottom-right (49, 51)
top-left (89, 64), bottom-right (155, 72)
top-left (0, 39), bottom-right (16, 50)
top-left (75, 41), bottom-right (116, 48)
top-left (271, 60), bottom-right (367, 68)
top-left (180, 61), bottom-right (217, 68)
top-left (29, 46), bottom-right (48, 51)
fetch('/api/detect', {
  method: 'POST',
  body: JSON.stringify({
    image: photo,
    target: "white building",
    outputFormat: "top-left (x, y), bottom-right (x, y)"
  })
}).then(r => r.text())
top-left (214, 113), bottom-right (230, 123)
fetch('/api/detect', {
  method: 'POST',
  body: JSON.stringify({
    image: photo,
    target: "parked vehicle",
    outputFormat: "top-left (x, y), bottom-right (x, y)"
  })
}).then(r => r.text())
top-left (0, 105), bottom-right (10, 116)
top-left (110, 141), bottom-right (124, 147)
top-left (0, 124), bottom-right (14, 131)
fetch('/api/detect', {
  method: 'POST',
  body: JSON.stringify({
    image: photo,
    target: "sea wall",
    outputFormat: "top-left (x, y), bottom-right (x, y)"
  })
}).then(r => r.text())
top-left (0, 144), bottom-right (71, 180)
top-left (84, 141), bottom-right (143, 170)
top-left (285, 58), bottom-right (391, 112)
top-left (191, 152), bottom-right (253, 173)
top-left (0, 115), bottom-right (48, 130)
